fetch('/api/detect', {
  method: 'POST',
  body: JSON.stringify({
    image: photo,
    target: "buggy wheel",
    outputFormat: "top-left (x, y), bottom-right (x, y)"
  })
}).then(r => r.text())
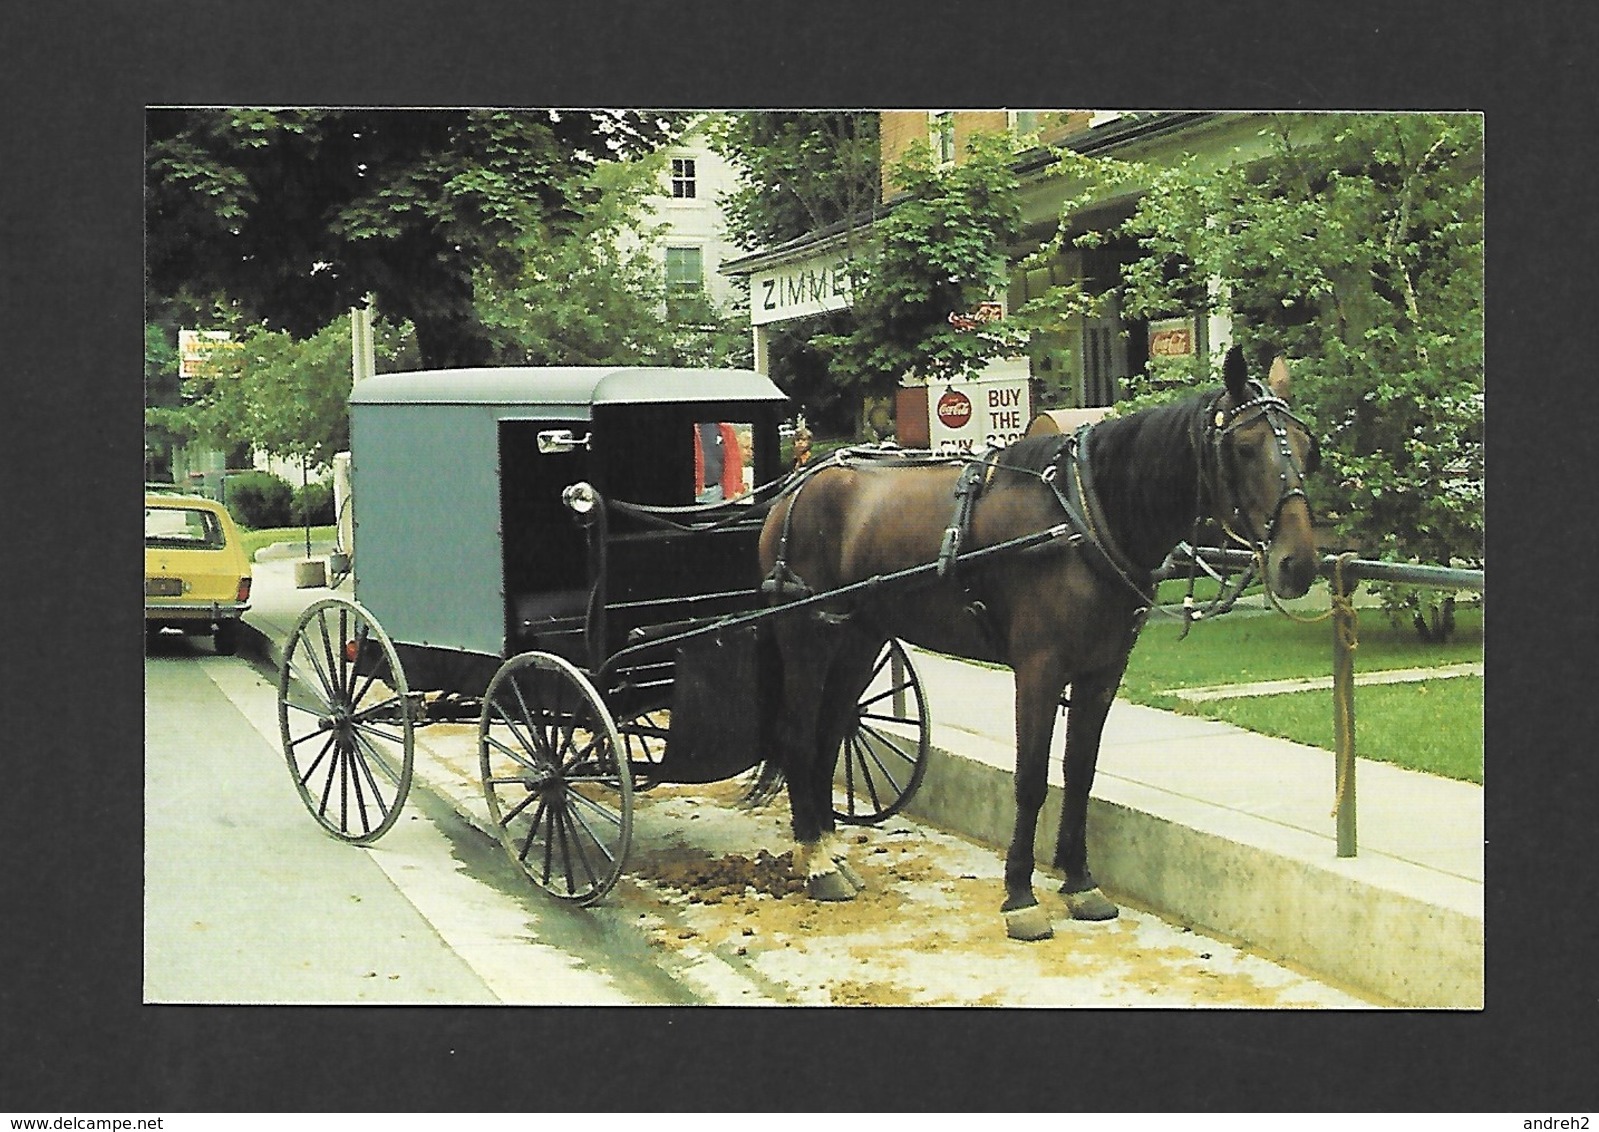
top-left (479, 652), bottom-right (633, 905)
top-left (278, 597), bottom-right (414, 844)
top-left (835, 638), bottom-right (930, 825)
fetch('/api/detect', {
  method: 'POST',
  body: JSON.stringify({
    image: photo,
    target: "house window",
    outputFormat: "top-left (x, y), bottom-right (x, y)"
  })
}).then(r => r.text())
top-left (666, 246), bottom-right (704, 292)
top-left (929, 111), bottom-right (956, 164)
top-left (671, 157), bottom-right (697, 199)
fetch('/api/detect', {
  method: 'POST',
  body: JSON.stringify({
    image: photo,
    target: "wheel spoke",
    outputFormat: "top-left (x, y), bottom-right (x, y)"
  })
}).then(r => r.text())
top-left (349, 726), bottom-right (402, 790)
top-left (564, 783), bottom-right (625, 831)
top-left (561, 802), bottom-right (606, 892)
top-left (484, 729), bottom-right (544, 775)
top-left (844, 734), bottom-right (887, 815)
top-left (834, 641), bottom-right (928, 825)
top-left (343, 738), bottom-right (376, 836)
top-left (297, 733), bottom-right (337, 789)
top-left (297, 640), bottom-right (340, 709)
top-left (488, 698), bottom-right (546, 769)
top-left (498, 781), bottom-right (543, 828)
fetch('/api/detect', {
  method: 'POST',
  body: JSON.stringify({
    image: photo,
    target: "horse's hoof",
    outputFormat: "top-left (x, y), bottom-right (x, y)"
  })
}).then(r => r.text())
top-left (807, 871), bottom-right (858, 902)
top-left (833, 858), bottom-right (866, 892)
top-left (1004, 904), bottom-right (1055, 941)
top-left (1062, 886), bottom-right (1119, 921)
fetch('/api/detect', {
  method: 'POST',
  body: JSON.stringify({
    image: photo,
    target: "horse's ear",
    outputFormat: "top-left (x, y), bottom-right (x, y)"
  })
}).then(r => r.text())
top-left (1222, 345), bottom-right (1248, 403)
top-left (1268, 354), bottom-right (1291, 402)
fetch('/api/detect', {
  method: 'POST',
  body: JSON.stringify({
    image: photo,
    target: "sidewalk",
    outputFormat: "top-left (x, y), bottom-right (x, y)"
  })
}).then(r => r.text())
top-left (240, 549), bottom-right (1483, 1007)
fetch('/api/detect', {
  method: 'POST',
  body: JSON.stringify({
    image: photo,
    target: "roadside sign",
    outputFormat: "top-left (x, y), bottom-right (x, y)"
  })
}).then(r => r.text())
top-left (926, 375), bottom-right (1032, 455)
top-left (179, 330), bottom-right (241, 378)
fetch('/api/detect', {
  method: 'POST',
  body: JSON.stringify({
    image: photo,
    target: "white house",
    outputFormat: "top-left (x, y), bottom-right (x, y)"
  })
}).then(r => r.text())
top-left (641, 115), bottom-right (749, 311)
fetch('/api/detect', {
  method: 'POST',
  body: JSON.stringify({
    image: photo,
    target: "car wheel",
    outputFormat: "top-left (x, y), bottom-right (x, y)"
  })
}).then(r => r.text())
top-left (213, 621), bottom-right (239, 656)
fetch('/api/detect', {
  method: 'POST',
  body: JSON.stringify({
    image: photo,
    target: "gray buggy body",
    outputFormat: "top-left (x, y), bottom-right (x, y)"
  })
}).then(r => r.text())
top-left (348, 365), bottom-right (786, 698)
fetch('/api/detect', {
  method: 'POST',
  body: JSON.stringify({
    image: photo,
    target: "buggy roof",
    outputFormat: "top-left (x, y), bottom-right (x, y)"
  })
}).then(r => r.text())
top-left (349, 366), bottom-right (786, 410)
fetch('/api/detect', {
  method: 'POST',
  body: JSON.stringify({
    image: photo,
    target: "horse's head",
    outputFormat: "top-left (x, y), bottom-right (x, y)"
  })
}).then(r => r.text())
top-left (1209, 348), bottom-right (1321, 599)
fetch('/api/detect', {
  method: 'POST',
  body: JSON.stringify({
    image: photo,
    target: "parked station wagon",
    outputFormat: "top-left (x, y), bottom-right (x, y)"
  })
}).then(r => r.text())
top-left (144, 491), bottom-right (253, 654)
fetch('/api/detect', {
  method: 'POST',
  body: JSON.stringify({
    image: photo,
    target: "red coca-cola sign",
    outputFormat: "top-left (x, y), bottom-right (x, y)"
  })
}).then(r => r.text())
top-left (935, 389), bottom-right (973, 428)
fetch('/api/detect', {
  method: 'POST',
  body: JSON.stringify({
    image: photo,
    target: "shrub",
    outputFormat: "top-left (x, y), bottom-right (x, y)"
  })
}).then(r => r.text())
top-left (225, 470), bottom-right (294, 529)
top-left (293, 480), bottom-right (336, 526)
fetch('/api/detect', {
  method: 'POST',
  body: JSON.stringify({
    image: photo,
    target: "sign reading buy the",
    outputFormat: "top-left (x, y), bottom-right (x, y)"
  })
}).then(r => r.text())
top-left (926, 375), bottom-right (1032, 455)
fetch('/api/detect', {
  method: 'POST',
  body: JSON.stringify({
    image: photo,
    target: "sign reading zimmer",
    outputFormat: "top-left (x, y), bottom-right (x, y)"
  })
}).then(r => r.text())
top-left (750, 250), bottom-right (855, 326)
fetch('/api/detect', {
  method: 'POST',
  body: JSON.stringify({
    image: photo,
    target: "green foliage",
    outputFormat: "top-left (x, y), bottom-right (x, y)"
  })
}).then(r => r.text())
top-left (224, 470), bottom-right (294, 529)
top-left (709, 111), bottom-right (882, 248)
top-left (143, 323), bottom-right (187, 477)
top-left (1040, 113), bottom-right (1484, 639)
top-left (709, 112), bottom-right (881, 425)
top-left (474, 152), bottom-right (748, 368)
top-left (293, 480), bottom-right (336, 526)
top-left (813, 133), bottom-right (1027, 399)
top-left (145, 108), bottom-right (689, 367)
top-left (183, 312), bottom-right (418, 467)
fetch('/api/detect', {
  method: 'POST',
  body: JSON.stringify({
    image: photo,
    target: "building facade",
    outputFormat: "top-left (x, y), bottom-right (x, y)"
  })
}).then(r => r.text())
top-left (724, 110), bottom-right (1280, 423)
top-left (642, 116), bottom-right (750, 312)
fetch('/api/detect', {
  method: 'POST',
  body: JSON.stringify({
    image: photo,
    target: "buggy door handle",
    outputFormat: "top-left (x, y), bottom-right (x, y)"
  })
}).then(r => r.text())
top-left (537, 429), bottom-right (591, 454)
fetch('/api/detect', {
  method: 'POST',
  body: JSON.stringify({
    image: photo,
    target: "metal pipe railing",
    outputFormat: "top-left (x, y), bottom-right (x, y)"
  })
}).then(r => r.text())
top-left (1159, 546), bottom-right (1484, 857)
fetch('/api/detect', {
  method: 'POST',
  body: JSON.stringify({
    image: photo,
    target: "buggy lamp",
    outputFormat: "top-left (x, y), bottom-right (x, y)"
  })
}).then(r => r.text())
top-left (562, 481), bottom-right (599, 515)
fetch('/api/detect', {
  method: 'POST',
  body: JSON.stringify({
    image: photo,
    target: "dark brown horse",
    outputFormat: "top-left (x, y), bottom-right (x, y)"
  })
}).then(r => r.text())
top-left (757, 347), bottom-right (1320, 940)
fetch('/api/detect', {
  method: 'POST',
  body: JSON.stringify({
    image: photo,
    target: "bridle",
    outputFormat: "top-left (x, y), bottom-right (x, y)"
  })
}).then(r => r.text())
top-left (1200, 379), bottom-right (1319, 553)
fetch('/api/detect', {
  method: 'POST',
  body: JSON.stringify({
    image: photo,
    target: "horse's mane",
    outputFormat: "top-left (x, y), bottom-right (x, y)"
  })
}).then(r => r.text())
top-left (999, 390), bottom-right (1214, 569)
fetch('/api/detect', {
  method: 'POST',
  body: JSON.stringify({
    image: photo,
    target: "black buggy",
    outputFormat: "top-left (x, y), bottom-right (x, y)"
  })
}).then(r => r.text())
top-left (276, 367), bottom-right (931, 904)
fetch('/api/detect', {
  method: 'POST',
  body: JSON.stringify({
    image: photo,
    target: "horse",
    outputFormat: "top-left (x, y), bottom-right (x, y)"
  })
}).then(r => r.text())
top-left (756, 346), bottom-right (1321, 940)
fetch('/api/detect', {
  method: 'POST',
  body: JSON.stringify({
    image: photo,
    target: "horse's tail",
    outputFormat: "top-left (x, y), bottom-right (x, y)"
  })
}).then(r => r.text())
top-left (740, 615), bottom-right (789, 808)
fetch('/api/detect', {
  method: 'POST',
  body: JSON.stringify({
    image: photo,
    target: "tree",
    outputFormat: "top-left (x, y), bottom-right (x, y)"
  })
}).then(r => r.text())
top-left (813, 132), bottom-right (1027, 402)
top-left (709, 112), bottom-right (882, 248)
top-left (709, 112), bottom-right (882, 432)
top-left (1035, 113), bottom-right (1484, 639)
top-left (145, 108), bottom-right (688, 368)
top-left (473, 152), bottom-right (749, 369)
top-left (185, 314), bottom-right (420, 468)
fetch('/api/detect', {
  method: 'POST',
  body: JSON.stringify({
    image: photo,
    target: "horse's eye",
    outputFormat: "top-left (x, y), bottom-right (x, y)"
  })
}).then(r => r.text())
top-left (1234, 441), bottom-right (1262, 461)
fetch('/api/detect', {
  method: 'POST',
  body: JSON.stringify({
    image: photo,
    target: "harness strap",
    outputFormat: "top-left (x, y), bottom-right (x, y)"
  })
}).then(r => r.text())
top-left (932, 450), bottom-right (1012, 658)
top-left (759, 474), bottom-right (814, 602)
top-left (1038, 428), bottom-right (1156, 604)
top-left (937, 455), bottom-right (992, 579)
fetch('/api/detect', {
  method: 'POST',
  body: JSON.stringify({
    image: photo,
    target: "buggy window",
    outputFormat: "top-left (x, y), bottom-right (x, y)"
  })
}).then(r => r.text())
top-left (693, 421), bottom-right (754, 503)
top-left (145, 506), bottom-right (226, 550)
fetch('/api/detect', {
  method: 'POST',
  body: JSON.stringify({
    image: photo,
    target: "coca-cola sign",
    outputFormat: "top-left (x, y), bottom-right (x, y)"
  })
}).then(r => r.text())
top-left (947, 300), bottom-right (1005, 332)
top-left (935, 389), bottom-right (973, 428)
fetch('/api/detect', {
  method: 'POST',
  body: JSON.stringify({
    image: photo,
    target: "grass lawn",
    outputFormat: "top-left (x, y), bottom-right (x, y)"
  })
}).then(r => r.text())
top-left (1120, 601), bottom-right (1484, 784)
top-left (1122, 601), bottom-right (1483, 700)
top-left (239, 525), bottom-right (336, 561)
top-left (1175, 676), bottom-right (1484, 785)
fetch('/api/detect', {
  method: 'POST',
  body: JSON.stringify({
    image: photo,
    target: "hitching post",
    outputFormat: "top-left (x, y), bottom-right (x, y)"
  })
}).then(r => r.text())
top-left (1330, 555), bottom-right (1360, 857)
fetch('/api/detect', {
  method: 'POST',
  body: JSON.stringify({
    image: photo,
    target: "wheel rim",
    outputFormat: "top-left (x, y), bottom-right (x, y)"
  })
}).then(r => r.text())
top-left (278, 598), bottom-right (414, 844)
top-left (835, 639), bottom-right (930, 824)
top-left (479, 653), bottom-right (632, 905)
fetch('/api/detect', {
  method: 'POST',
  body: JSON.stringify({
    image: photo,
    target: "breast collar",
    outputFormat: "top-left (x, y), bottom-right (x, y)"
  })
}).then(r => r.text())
top-left (1039, 425), bottom-right (1155, 602)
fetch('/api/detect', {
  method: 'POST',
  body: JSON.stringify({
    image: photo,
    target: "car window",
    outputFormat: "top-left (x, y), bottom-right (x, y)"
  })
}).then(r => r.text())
top-left (146, 506), bottom-right (226, 550)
